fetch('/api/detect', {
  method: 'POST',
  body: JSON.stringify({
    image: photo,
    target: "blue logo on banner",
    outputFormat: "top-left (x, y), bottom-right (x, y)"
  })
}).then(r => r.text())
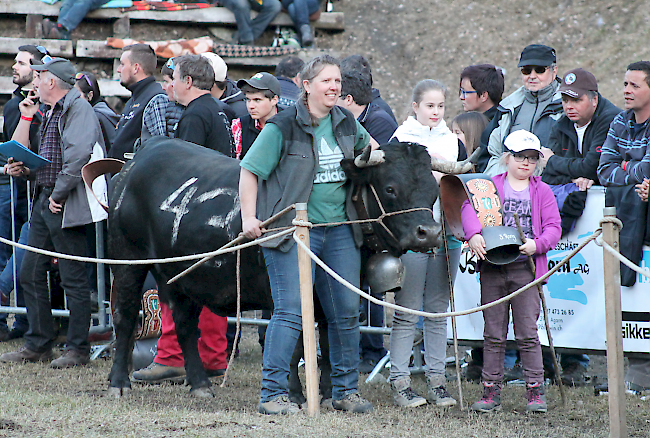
top-left (545, 232), bottom-right (593, 305)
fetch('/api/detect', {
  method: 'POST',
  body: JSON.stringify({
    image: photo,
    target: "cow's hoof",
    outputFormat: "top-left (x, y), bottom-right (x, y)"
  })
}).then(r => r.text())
top-left (190, 387), bottom-right (214, 398)
top-left (108, 387), bottom-right (131, 398)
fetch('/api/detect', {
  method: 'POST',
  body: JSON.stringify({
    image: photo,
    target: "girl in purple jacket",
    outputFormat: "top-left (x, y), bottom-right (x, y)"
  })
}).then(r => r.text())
top-left (462, 130), bottom-right (561, 413)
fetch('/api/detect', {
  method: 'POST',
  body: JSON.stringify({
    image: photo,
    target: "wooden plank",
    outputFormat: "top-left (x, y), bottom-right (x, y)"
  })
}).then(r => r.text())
top-left (0, 0), bottom-right (344, 30)
top-left (113, 17), bottom-right (130, 38)
top-left (0, 76), bottom-right (130, 98)
top-left (26, 14), bottom-right (44, 39)
top-left (76, 40), bottom-right (336, 67)
top-left (0, 37), bottom-right (74, 57)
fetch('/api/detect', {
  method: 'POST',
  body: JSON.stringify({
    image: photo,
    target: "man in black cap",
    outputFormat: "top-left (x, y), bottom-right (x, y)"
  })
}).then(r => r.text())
top-left (538, 68), bottom-right (620, 387)
top-left (232, 72), bottom-right (281, 160)
top-left (0, 57), bottom-right (106, 368)
top-left (0, 45), bottom-right (50, 341)
top-left (478, 44), bottom-right (564, 175)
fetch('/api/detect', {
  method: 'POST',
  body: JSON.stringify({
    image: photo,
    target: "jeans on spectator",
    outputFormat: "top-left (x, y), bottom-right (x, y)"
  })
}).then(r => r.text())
top-left (0, 181), bottom-right (28, 271)
top-left (359, 293), bottom-right (387, 363)
top-left (220, 0), bottom-right (282, 43)
top-left (0, 222), bottom-right (29, 333)
top-left (260, 224), bottom-right (360, 403)
top-left (21, 190), bottom-right (91, 354)
top-left (281, 0), bottom-right (320, 28)
top-left (58, 0), bottom-right (111, 32)
top-left (480, 261), bottom-right (543, 385)
top-left (390, 248), bottom-right (460, 387)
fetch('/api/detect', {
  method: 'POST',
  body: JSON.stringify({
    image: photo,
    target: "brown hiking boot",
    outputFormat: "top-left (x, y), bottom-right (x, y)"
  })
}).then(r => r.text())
top-left (49, 350), bottom-right (89, 368)
top-left (0, 346), bottom-right (54, 363)
top-left (132, 362), bottom-right (186, 383)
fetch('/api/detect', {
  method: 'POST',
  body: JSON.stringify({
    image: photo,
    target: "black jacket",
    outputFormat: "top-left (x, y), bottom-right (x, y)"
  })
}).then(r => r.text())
top-left (276, 76), bottom-right (300, 110)
top-left (371, 88), bottom-right (397, 123)
top-left (358, 102), bottom-right (398, 145)
top-left (111, 76), bottom-right (164, 161)
top-left (221, 79), bottom-right (247, 119)
top-left (542, 94), bottom-right (621, 185)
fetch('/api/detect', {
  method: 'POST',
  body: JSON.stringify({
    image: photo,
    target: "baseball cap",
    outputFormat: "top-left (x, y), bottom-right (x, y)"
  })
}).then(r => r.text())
top-left (237, 72), bottom-right (281, 97)
top-left (517, 44), bottom-right (556, 67)
top-left (31, 57), bottom-right (76, 85)
top-left (504, 130), bottom-right (544, 157)
top-left (200, 52), bottom-right (227, 82)
top-left (559, 68), bottom-right (598, 98)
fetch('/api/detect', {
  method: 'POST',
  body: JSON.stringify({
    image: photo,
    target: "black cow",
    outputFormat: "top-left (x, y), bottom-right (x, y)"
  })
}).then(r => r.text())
top-left (107, 137), bottom-right (470, 398)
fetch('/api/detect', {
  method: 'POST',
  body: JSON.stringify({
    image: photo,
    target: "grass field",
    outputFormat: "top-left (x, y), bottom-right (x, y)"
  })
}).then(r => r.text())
top-left (1, 326), bottom-right (649, 438)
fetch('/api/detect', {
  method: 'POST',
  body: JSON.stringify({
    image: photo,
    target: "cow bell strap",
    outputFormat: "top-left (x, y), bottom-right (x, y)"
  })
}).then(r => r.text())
top-left (352, 184), bottom-right (402, 252)
top-left (463, 177), bottom-right (503, 228)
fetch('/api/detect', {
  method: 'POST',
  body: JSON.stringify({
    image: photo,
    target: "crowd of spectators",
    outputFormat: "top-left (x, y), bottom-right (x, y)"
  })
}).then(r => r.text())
top-left (0, 34), bottom-right (649, 415)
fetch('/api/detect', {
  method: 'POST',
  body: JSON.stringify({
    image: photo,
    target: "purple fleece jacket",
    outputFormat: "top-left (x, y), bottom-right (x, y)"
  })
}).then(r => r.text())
top-left (461, 173), bottom-right (561, 280)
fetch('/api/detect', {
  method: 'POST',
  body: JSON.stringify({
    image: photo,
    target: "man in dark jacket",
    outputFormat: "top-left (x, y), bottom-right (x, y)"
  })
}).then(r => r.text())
top-left (111, 44), bottom-right (165, 161)
top-left (275, 55), bottom-right (304, 110)
top-left (200, 52), bottom-right (247, 120)
top-left (0, 44), bottom-right (48, 341)
top-left (539, 68), bottom-right (620, 387)
top-left (340, 55), bottom-right (397, 123)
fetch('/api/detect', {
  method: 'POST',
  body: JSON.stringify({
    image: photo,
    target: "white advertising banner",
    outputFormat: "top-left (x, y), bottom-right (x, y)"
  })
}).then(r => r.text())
top-left (449, 186), bottom-right (650, 353)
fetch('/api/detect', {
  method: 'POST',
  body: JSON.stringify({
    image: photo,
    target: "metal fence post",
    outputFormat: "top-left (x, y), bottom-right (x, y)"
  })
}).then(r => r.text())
top-left (295, 203), bottom-right (319, 417)
top-left (602, 207), bottom-right (626, 438)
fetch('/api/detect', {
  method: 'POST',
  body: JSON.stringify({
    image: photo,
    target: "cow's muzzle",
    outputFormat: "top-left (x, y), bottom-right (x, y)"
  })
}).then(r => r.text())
top-left (399, 223), bottom-right (443, 252)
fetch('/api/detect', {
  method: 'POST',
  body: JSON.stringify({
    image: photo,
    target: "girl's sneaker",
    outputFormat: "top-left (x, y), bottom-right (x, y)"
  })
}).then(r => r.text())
top-left (525, 382), bottom-right (547, 413)
top-left (471, 382), bottom-right (502, 413)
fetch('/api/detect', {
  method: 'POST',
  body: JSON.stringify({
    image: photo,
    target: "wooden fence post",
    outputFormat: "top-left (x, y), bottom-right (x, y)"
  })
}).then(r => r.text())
top-left (295, 203), bottom-right (319, 417)
top-left (602, 207), bottom-right (626, 438)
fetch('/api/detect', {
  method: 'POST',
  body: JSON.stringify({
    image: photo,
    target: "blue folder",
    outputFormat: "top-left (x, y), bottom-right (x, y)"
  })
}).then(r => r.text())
top-left (0, 140), bottom-right (51, 170)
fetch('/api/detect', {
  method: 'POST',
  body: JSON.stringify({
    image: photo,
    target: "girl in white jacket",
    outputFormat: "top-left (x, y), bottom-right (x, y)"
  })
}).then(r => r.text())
top-left (388, 79), bottom-right (460, 408)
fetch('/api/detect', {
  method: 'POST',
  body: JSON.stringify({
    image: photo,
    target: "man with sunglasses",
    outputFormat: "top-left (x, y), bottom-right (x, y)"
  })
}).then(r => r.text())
top-left (478, 44), bottom-right (564, 176)
top-left (0, 45), bottom-right (50, 342)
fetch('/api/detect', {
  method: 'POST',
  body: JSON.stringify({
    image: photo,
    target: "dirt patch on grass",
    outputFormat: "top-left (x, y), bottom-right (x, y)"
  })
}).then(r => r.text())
top-left (1, 326), bottom-right (649, 438)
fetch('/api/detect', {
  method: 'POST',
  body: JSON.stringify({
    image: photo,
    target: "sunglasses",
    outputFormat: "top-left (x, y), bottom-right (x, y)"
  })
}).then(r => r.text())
top-left (520, 66), bottom-right (550, 75)
top-left (75, 72), bottom-right (92, 88)
top-left (165, 58), bottom-right (175, 70)
top-left (512, 152), bottom-right (539, 164)
top-left (459, 88), bottom-right (478, 99)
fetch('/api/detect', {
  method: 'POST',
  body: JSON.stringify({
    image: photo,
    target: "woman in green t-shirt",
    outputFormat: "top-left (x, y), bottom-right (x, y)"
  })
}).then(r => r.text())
top-left (239, 55), bottom-right (373, 415)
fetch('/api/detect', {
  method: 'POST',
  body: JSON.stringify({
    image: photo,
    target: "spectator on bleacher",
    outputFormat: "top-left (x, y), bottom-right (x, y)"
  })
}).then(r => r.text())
top-left (0, 45), bottom-right (49, 342)
top-left (200, 52), bottom-right (247, 120)
top-left (597, 61), bottom-right (650, 391)
top-left (110, 44), bottom-right (166, 161)
top-left (43, 0), bottom-right (111, 40)
top-left (340, 55), bottom-right (397, 123)
top-left (74, 71), bottom-right (119, 152)
top-left (275, 55), bottom-right (304, 110)
top-left (477, 44), bottom-right (563, 175)
top-left (233, 72), bottom-right (280, 159)
top-left (0, 58), bottom-right (106, 368)
top-left (221, 0), bottom-right (282, 46)
top-left (280, 0), bottom-right (320, 47)
top-left (459, 64), bottom-right (504, 122)
top-left (536, 68), bottom-right (621, 387)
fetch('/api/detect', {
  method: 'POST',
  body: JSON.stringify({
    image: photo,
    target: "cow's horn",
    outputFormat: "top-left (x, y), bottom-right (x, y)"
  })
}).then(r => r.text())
top-left (354, 145), bottom-right (385, 167)
top-left (431, 147), bottom-right (481, 174)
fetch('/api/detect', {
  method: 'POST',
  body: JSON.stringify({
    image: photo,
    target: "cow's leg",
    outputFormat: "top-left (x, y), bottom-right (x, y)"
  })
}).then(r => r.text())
top-left (288, 332), bottom-right (306, 405)
top-left (171, 296), bottom-right (212, 397)
top-left (108, 265), bottom-right (148, 398)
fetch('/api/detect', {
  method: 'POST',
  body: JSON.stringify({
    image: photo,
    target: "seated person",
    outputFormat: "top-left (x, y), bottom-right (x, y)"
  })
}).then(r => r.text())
top-left (280, 0), bottom-right (320, 47)
top-left (220, 0), bottom-right (282, 46)
top-left (43, 0), bottom-right (111, 40)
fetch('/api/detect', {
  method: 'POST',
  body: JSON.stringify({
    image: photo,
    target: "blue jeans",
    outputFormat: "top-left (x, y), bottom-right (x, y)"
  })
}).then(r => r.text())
top-left (260, 224), bottom-right (361, 402)
top-left (0, 222), bottom-right (29, 332)
top-left (0, 181), bottom-right (28, 271)
top-left (281, 0), bottom-right (320, 28)
top-left (58, 0), bottom-right (111, 32)
top-left (220, 0), bottom-right (282, 43)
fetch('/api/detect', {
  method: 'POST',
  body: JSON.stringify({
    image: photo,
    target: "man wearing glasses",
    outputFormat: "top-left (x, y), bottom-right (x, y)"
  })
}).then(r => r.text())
top-left (479, 44), bottom-right (564, 176)
top-left (0, 45), bottom-right (50, 342)
top-left (459, 64), bottom-right (505, 122)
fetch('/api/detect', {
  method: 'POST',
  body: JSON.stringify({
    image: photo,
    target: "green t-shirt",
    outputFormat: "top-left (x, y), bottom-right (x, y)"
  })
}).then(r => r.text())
top-left (240, 114), bottom-right (369, 224)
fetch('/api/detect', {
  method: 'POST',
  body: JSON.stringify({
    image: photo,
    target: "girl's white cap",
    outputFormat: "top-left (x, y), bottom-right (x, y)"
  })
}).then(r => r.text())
top-left (504, 130), bottom-right (544, 156)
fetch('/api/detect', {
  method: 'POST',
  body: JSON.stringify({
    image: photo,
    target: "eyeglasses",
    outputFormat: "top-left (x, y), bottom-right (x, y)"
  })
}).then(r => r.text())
top-left (459, 88), bottom-right (478, 99)
top-left (520, 66), bottom-right (549, 75)
top-left (512, 153), bottom-right (539, 164)
top-left (165, 58), bottom-right (175, 71)
top-left (75, 72), bottom-right (92, 88)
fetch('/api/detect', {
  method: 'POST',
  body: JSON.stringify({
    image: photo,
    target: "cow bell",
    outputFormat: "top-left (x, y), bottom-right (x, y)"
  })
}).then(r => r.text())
top-left (365, 252), bottom-right (405, 294)
top-left (482, 226), bottom-right (523, 265)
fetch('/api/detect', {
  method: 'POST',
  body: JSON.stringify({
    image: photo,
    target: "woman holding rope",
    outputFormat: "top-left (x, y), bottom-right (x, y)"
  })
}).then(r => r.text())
top-left (387, 79), bottom-right (463, 408)
top-left (239, 54), bottom-right (374, 415)
top-left (463, 130), bottom-right (561, 413)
